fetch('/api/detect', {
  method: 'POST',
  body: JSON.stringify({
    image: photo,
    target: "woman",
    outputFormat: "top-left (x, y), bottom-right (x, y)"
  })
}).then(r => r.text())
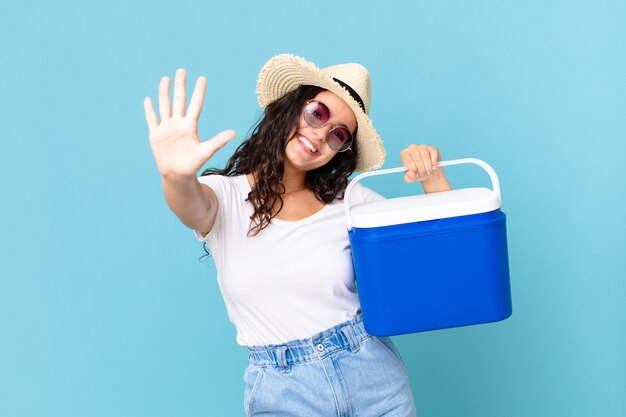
top-left (144, 54), bottom-right (451, 416)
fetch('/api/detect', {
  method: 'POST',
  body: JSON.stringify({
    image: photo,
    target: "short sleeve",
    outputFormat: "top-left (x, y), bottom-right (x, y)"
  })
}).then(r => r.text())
top-left (348, 181), bottom-right (385, 206)
top-left (357, 182), bottom-right (385, 203)
top-left (193, 174), bottom-right (231, 243)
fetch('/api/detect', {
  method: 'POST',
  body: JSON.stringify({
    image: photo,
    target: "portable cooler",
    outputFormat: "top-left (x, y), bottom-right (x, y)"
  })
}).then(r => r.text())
top-left (345, 158), bottom-right (512, 336)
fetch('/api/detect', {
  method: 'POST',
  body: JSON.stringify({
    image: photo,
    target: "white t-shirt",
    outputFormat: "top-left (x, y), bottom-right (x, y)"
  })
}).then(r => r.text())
top-left (194, 174), bottom-right (384, 346)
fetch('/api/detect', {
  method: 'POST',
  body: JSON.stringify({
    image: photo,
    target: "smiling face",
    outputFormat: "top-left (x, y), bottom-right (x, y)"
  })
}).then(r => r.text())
top-left (284, 90), bottom-right (358, 174)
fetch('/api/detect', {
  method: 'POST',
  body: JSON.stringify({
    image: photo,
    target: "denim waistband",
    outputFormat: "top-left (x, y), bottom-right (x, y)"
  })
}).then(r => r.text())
top-left (246, 314), bottom-right (371, 368)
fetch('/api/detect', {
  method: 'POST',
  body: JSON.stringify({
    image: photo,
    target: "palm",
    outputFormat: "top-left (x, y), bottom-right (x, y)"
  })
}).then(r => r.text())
top-left (149, 117), bottom-right (204, 177)
top-left (143, 69), bottom-right (236, 179)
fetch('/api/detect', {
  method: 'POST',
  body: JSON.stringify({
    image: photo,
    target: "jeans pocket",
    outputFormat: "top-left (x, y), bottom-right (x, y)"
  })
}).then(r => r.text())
top-left (372, 336), bottom-right (409, 376)
top-left (243, 364), bottom-right (265, 416)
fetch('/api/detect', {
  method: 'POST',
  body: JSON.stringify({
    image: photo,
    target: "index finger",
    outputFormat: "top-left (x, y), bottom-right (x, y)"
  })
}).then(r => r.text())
top-left (429, 146), bottom-right (440, 169)
top-left (400, 150), bottom-right (418, 175)
top-left (187, 76), bottom-right (207, 120)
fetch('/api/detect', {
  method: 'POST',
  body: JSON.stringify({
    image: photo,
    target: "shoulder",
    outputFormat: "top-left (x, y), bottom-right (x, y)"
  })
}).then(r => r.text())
top-left (346, 180), bottom-right (385, 204)
top-left (197, 173), bottom-right (248, 198)
top-left (197, 173), bottom-right (235, 187)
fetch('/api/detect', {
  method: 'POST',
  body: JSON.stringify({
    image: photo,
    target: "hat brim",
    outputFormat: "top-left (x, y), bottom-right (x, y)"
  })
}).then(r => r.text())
top-left (256, 54), bottom-right (385, 172)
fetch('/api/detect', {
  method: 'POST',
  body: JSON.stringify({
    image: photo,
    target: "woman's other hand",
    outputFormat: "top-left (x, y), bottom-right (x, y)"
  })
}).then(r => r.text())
top-left (143, 68), bottom-right (236, 180)
top-left (400, 144), bottom-right (451, 192)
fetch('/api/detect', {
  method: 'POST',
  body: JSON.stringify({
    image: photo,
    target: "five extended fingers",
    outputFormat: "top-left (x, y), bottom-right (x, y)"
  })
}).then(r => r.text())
top-left (143, 68), bottom-right (208, 131)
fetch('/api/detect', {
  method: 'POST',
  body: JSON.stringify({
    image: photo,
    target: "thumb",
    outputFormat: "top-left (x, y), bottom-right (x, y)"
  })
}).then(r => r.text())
top-left (199, 129), bottom-right (237, 161)
top-left (404, 170), bottom-right (419, 183)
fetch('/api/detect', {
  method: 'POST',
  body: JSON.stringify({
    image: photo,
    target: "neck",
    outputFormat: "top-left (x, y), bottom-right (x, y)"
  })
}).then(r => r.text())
top-left (247, 164), bottom-right (308, 193)
top-left (281, 163), bottom-right (308, 193)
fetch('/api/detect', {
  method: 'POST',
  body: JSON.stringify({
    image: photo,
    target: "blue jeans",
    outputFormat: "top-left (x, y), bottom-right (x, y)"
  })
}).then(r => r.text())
top-left (244, 314), bottom-right (417, 416)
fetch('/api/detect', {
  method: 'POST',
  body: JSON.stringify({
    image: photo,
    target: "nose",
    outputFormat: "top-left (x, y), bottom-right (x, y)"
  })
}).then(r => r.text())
top-left (310, 124), bottom-right (332, 143)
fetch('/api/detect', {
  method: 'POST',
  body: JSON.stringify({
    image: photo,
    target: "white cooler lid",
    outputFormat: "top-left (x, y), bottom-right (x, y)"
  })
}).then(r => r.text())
top-left (350, 187), bottom-right (501, 228)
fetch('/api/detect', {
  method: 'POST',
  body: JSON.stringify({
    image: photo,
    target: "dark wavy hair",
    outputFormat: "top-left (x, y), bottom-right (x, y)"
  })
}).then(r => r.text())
top-left (200, 84), bottom-right (359, 240)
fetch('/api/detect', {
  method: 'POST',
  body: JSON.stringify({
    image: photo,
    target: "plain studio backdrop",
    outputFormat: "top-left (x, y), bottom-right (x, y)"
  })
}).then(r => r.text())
top-left (1, 1), bottom-right (624, 416)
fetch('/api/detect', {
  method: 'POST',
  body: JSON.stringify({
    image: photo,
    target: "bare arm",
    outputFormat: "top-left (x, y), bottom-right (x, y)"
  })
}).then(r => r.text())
top-left (421, 173), bottom-right (451, 194)
top-left (161, 176), bottom-right (218, 235)
top-left (144, 68), bottom-right (236, 235)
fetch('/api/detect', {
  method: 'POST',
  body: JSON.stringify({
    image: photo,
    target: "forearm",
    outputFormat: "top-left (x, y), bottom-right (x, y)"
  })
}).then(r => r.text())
top-left (161, 175), bottom-right (213, 230)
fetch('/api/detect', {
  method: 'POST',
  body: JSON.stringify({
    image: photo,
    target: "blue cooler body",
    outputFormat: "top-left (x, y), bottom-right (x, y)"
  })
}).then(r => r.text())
top-left (345, 159), bottom-right (512, 336)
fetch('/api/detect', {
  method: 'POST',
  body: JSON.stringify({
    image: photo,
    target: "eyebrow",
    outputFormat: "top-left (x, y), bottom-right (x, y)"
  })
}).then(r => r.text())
top-left (333, 120), bottom-right (350, 130)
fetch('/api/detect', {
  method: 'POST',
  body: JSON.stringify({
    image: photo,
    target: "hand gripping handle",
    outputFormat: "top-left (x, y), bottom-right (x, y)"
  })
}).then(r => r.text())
top-left (344, 158), bottom-right (501, 230)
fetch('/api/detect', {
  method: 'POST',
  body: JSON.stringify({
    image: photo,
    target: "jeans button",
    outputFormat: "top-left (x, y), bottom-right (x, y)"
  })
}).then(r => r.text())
top-left (316, 343), bottom-right (325, 351)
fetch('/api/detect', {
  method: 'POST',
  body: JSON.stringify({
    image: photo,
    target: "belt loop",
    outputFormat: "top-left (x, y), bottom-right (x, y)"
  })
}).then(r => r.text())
top-left (275, 346), bottom-right (291, 373)
top-left (341, 325), bottom-right (361, 353)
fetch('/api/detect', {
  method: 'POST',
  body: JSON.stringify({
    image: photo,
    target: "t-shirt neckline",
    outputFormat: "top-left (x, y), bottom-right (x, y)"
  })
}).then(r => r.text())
top-left (238, 174), bottom-right (331, 226)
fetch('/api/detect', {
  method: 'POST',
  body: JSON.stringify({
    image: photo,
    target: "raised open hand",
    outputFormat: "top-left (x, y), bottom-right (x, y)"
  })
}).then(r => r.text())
top-left (143, 68), bottom-right (236, 179)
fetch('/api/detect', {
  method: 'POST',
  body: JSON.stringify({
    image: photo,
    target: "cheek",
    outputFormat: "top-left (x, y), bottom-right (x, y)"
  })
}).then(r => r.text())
top-left (320, 150), bottom-right (338, 166)
top-left (286, 126), bottom-right (297, 142)
top-left (285, 123), bottom-right (308, 146)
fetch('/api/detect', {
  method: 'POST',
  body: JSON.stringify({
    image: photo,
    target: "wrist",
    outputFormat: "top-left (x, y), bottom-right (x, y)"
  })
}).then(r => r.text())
top-left (421, 171), bottom-right (451, 193)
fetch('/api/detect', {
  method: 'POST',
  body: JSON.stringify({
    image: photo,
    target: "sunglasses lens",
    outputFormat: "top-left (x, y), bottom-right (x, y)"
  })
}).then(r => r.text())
top-left (328, 127), bottom-right (353, 152)
top-left (304, 101), bottom-right (329, 128)
top-left (303, 100), bottom-right (353, 152)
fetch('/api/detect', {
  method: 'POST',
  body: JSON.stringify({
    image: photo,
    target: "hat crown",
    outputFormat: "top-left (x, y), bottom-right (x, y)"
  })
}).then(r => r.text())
top-left (321, 63), bottom-right (371, 114)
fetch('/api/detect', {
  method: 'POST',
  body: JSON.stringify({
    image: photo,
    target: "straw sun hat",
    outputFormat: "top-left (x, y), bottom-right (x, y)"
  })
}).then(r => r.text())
top-left (256, 54), bottom-right (385, 172)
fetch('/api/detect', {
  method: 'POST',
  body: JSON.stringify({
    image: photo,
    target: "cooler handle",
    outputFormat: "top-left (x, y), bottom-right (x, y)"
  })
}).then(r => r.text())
top-left (344, 158), bottom-right (501, 230)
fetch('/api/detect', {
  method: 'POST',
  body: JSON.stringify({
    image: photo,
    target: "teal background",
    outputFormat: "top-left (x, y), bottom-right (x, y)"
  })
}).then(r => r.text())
top-left (1, 0), bottom-right (624, 416)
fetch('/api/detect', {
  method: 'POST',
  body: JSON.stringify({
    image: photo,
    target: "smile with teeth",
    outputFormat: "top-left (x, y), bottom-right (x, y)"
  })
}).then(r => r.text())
top-left (298, 136), bottom-right (319, 154)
